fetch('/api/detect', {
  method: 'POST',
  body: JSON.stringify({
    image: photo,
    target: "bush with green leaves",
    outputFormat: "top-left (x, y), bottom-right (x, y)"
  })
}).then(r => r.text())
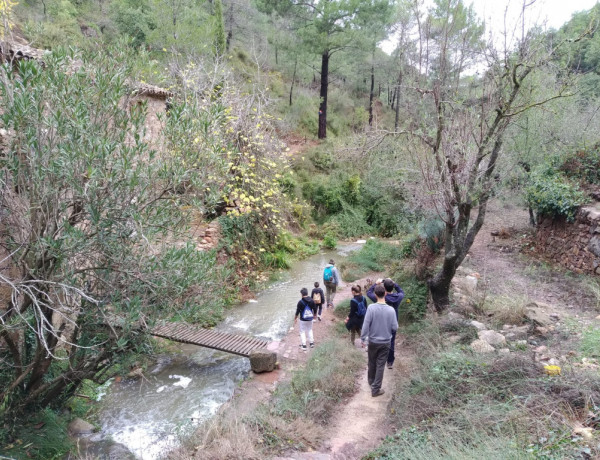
top-left (0, 48), bottom-right (231, 426)
top-left (560, 144), bottom-right (600, 185)
top-left (322, 232), bottom-right (338, 249)
top-left (526, 167), bottom-right (587, 222)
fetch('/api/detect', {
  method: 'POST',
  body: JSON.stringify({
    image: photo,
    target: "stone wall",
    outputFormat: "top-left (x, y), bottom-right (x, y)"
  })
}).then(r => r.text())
top-left (536, 204), bottom-right (600, 275)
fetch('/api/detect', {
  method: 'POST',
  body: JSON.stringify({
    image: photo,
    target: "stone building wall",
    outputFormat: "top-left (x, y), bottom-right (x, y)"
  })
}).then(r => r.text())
top-left (536, 204), bottom-right (600, 275)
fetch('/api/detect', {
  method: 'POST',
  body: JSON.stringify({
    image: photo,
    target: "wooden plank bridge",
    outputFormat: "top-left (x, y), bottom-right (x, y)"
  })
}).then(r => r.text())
top-left (150, 323), bottom-right (269, 357)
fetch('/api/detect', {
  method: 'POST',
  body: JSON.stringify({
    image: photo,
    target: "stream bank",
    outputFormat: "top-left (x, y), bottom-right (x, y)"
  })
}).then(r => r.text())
top-left (78, 245), bottom-right (362, 459)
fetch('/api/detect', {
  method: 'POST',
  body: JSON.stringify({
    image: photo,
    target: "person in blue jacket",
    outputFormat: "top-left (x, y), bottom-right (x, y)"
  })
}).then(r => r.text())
top-left (366, 278), bottom-right (404, 369)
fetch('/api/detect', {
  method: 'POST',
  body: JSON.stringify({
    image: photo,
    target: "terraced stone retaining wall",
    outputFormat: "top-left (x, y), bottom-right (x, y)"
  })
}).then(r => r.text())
top-left (536, 204), bottom-right (600, 275)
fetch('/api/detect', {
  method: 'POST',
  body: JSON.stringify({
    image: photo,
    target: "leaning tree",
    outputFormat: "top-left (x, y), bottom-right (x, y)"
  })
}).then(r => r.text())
top-left (0, 48), bottom-right (228, 423)
top-left (399, 0), bottom-right (583, 310)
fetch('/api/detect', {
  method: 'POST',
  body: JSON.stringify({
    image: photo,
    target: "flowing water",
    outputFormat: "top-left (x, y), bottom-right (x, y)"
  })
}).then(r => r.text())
top-left (93, 244), bottom-right (362, 459)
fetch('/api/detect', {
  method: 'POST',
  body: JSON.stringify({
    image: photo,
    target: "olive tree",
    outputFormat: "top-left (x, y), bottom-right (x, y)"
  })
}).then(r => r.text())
top-left (0, 48), bottom-right (226, 421)
top-left (402, 0), bottom-right (580, 310)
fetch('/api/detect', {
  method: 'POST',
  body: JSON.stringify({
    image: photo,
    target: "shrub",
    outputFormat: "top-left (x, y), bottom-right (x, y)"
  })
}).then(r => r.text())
top-left (397, 276), bottom-right (429, 322)
top-left (526, 167), bottom-right (587, 222)
top-left (327, 206), bottom-right (374, 238)
top-left (322, 232), bottom-right (337, 249)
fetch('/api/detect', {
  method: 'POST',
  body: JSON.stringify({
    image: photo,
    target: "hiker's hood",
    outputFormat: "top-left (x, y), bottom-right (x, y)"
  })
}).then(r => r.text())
top-left (325, 263), bottom-right (335, 268)
top-left (386, 291), bottom-right (404, 303)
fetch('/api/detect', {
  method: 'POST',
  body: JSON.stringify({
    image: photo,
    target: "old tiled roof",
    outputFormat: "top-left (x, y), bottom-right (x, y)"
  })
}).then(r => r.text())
top-left (1, 40), bottom-right (173, 99)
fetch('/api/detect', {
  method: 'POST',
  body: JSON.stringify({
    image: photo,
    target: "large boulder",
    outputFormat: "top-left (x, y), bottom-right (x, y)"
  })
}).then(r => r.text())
top-left (249, 349), bottom-right (277, 373)
top-left (470, 339), bottom-right (494, 353)
top-left (524, 302), bottom-right (558, 327)
top-left (478, 330), bottom-right (507, 346)
top-left (470, 320), bottom-right (487, 331)
top-left (68, 418), bottom-right (95, 436)
top-left (502, 325), bottom-right (530, 341)
top-left (453, 275), bottom-right (478, 296)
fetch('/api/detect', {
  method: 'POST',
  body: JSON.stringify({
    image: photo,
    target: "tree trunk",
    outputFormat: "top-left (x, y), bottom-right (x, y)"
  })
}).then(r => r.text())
top-left (318, 51), bottom-right (329, 139)
top-left (529, 207), bottom-right (536, 226)
top-left (428, 253), bottom-right (457, 312)
top-left (391, 87), bottom-right (396, 110)
top-left (275, 47), bottom-right (278, 65)
top-left (368, 62), bottom-right (375, 126)
top-left (394, 72), bottom-right (402, 132)
top-left (226, 3), bottom-right (233, 51)
top-left (289, 59), bottom-right (297, 106)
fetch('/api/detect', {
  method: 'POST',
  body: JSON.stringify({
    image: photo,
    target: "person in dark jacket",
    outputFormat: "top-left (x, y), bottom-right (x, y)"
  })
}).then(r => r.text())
top-left (294, 287), bottom-right (317, 351)
top-left (367, 278), bottom-right (404, 369)
top-left (311, 282), bottom-right (326, 321)
top-left (345, 285), bottom-right (367, 346)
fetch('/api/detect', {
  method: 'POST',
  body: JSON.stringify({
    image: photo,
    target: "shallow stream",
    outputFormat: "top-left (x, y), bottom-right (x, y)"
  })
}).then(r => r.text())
top-left (92, 244), bottom-right (360, 459)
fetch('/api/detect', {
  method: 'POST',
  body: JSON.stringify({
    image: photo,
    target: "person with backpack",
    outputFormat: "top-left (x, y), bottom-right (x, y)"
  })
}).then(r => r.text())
top-left (345, 285), bottom-right (367, 346)
top-left (311, 282), bottom-right (325, 321)
top-left (361, 283), bottom-right (398, 397)
top-left (323, 259), bottom-right (340, 308)
top-left (294, 287), bottom-right (317, 351)
top-left (366, 278), bottom-right (404, 370)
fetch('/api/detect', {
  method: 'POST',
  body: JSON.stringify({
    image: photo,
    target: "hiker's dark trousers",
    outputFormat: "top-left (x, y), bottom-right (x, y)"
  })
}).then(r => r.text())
top-left (388, 330), bottom-right (397, 366)
top-left (367, 342), bottom-right (390, 395)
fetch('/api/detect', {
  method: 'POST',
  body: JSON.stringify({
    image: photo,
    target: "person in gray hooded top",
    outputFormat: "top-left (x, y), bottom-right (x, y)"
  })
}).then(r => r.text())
top-left (361, 283), bottom-right (398, 397)
top-left (322, 259), bottom-right (340, 308)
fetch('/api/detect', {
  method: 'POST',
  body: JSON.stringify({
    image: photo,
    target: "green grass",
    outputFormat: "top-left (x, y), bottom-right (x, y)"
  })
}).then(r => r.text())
top-left (366, 427), bottom-right (530, 460)
top-left (333, 299), bottom-right (351, 319)
top-left (580, 326), bottom-right (600, 358)
top-left (339, 239), bottom-right (404, 282)
top-left (0, 409), bottom-right (73, 460)
top-left (366, 320), bottom-right (600, 460)
top-left (269, 339), bottom-right (363, 422)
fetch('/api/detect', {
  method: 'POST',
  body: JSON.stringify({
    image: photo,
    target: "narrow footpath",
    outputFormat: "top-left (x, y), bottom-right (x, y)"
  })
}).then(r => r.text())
top-left (270, 277), bottom-right (409, 460)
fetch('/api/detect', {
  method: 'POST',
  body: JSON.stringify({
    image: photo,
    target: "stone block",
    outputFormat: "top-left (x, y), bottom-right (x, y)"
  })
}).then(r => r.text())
top-left (588, 236), bottom-right (600, 257)
top-left (68, 418), bottom-right (96, 436)
top-left (250, 349), bottom-right (277, 373)
top-left (470, 339), bottom-right (494, 353)
top-left (478, 330), bottom-right (507, 346)
top-left (470, 320), bottom-right (487, 330)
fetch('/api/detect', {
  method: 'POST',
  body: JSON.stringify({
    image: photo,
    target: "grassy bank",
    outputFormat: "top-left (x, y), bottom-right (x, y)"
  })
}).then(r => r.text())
top-left (366, 317), bottom-right (600, 460)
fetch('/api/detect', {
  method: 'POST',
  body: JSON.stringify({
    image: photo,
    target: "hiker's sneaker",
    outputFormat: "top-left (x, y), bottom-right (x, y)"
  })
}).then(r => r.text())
top-left (317, 315), bottom-right (322, 321)
top-left (310, 342), bottom-right (315, 348)
top-left (299, 344), bottom-right (307, 351)
top-left (372, 389), bottom-right (385, 397)
top-left (387, 363), bottom-right (393, 369)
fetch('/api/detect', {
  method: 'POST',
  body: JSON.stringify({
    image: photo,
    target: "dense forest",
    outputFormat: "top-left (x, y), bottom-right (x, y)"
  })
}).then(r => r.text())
top-left (2, 0), bottom-right (600, 458)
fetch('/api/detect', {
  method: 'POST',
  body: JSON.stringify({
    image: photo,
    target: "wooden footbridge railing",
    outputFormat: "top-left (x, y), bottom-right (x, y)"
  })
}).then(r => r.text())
top-left (150, 323), bottom-right (269, 357)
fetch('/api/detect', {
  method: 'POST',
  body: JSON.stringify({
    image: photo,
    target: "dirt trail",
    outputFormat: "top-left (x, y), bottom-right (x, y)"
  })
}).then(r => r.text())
top-left (270, 277), bottom-right (409, 460)
top-left (462, 200), bottom-right (598, 319)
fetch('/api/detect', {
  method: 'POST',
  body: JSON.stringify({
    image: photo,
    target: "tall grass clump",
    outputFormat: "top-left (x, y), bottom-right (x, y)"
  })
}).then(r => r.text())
top-left (482, 295), bottom-right (529, 327)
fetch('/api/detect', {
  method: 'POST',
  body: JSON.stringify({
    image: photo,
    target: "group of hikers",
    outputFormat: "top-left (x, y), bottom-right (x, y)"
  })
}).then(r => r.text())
top-left (293, 259), bottom-right (403, 397)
